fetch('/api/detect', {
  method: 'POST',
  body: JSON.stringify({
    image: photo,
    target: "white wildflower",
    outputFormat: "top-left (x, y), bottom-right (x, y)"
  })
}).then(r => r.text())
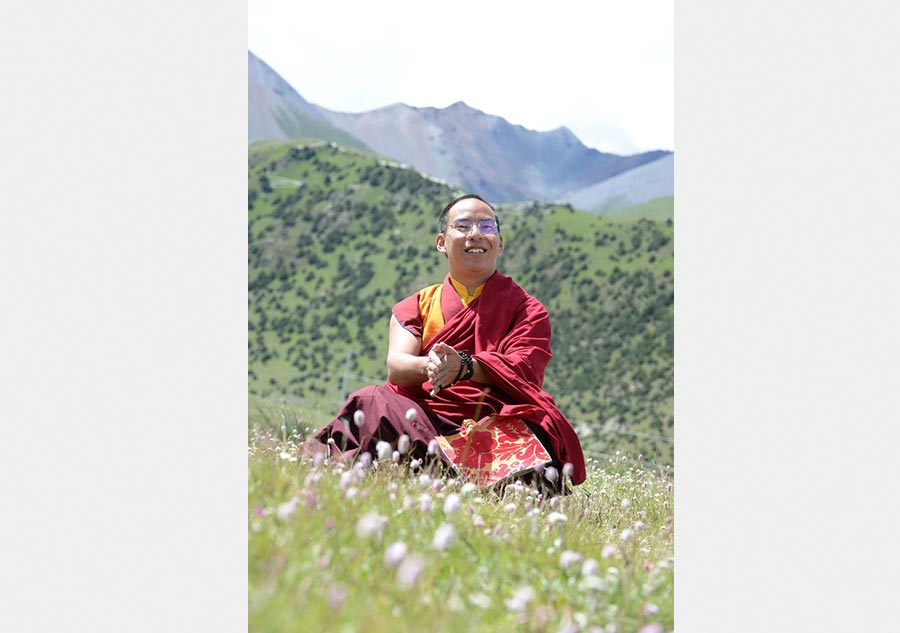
top-left (505, 586), bottom-right (535, 613)
top-left (419, 494), bottom-right (432, 512)
top-left (384, 541), bottom-right (407, 567)
top-left (547, 511), bottom-right (567, 524)
top-left (375, 441), bottom-right (392, 461)
top-left (405, 408), bottom-right (417, 422)
top-left (432, 523), bottom-right (456, 551)
top-left (582, 575), bottom-right (606, 591)
top-left (620, 498), bottom-right (631, 510)
top-left (460, 482), bottom-right (478, 496)
top-left (582, 558), bottom-right (599, 576)
top-left (544, 466), bottom-right (559, 483)
top-left (428, 439), bottom-right (439, 455)
top-left (620, 528), bottom-right (634, 542)
top-left (356, 512), bottom-right (388, 541)
top-left (468, 592), bottom-right (492, 609)
top-left (443, 493), bottom-right (461, 515)
top-left (562, 462), bottom-right (574, 478)
top-left (396, 553), bottom-right (426, 587)
top-left (503, 502), bottom-right (517, 513)
top-left (353, 410), bottom-right (366, 428)
top-left (276, 496), bottom-right (299, 521)
top-left (397, 434), bottom-right (411, 455)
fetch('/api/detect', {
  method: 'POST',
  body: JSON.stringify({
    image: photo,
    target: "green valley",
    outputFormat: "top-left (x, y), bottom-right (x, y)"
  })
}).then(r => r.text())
top-left (249, 140), bottom-right (674, 465)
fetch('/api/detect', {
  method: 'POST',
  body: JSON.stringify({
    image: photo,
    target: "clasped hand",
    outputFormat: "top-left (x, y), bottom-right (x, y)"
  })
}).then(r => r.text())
top-left (426, 342), bottom-right (462, 395)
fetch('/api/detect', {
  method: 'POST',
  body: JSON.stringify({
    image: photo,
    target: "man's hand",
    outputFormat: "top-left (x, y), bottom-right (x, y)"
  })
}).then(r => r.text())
top-left (426, 342), bottom-right (463, 395)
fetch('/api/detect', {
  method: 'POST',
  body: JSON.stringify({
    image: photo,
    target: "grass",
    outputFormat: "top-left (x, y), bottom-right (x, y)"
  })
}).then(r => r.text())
top-left (604, 197), bottom-right (674, 223)
top-left (249, 404), bottom-right (674, 633)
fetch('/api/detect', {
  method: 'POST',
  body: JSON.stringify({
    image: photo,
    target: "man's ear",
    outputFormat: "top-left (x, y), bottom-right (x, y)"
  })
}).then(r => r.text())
top-left (435, 232), bottom-right (447, 256)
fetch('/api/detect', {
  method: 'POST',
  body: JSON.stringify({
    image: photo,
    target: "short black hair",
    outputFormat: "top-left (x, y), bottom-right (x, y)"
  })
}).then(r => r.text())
top-left (438, 194), bottom-right (500, 234)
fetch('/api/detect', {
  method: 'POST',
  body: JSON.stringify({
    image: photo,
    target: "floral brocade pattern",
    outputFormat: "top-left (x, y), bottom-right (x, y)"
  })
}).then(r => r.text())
top-left (436, 416), bottom-right (552, 488)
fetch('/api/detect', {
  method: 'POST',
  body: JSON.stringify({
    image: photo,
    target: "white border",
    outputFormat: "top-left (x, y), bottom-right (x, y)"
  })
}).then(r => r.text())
top-left (676, 1), bottom-right (900, 630)
top-left (2, 2), bottom-right (247, 631)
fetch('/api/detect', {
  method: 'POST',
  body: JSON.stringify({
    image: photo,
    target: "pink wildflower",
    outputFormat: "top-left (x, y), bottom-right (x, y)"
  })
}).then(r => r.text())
top-left (326, 584), bottom-right (346, 609)
top-left (559, 550), bottom-right (582, 569)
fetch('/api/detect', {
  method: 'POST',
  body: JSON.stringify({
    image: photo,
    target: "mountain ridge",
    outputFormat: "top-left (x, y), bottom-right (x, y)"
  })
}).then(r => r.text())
top-left (248, 51), bottom-right (370, 151)
top-left (247, 51), bottom-right (672, 205)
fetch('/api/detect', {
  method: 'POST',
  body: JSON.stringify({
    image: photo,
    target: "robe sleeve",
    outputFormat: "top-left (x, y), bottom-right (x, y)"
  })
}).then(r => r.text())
top-left (392, 293), bottom-right (423, 338)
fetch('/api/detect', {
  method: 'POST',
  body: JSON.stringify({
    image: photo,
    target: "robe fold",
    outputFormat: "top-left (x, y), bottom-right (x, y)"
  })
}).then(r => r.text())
top-left (316, 270), bottom-right (586, 485)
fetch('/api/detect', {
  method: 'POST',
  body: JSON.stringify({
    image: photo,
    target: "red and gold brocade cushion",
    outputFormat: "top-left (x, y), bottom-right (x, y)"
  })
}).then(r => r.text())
top-left (436, 415), bottom-right (552, 488)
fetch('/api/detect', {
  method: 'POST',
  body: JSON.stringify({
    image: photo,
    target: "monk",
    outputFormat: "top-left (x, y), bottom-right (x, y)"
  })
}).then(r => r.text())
top-left (311, 194), bottom-right (586, 486)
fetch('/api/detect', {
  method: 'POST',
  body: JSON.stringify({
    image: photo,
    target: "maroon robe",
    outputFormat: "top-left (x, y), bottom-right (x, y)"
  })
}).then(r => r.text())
top-left (316, 271), bottom-right (586, 485)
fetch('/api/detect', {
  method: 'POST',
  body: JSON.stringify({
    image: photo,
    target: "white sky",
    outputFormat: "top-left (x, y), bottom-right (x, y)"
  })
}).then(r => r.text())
top-left (248, 0), bottom-right (673, 155)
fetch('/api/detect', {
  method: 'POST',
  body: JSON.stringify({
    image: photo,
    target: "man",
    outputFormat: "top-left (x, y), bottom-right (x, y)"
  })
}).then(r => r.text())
top-left (312, 194), bottom-right (586, 485)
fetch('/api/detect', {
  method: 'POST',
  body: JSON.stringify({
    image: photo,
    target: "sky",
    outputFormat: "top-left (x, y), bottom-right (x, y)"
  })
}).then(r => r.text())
top-left (248, 0), bottom-right (673, 156)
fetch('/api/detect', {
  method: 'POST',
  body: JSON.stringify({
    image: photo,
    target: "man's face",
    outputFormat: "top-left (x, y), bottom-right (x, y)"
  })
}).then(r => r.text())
top-left (436, 198), bottom-right (503, 279)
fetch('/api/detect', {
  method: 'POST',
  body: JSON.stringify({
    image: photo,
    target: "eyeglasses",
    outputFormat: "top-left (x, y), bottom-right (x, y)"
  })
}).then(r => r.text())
top-left (449, 219), bottom-right (499, 235)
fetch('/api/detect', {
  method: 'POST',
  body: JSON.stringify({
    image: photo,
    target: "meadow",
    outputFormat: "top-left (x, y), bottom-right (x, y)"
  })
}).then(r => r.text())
top-left (249, 402), bottom-right (674, 633)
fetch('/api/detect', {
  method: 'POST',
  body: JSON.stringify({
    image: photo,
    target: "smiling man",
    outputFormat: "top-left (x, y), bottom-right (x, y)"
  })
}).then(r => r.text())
top-left (312, 194), bottom-right (586, 486)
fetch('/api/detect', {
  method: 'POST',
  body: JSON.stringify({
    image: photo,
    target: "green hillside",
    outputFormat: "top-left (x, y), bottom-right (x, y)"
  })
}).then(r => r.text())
top-left (272, 107), bottom-right (370, 152)
top-left (604, 195), bottom-right (674, 222)
top-left (249, 140), bottom-right (674, 464)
